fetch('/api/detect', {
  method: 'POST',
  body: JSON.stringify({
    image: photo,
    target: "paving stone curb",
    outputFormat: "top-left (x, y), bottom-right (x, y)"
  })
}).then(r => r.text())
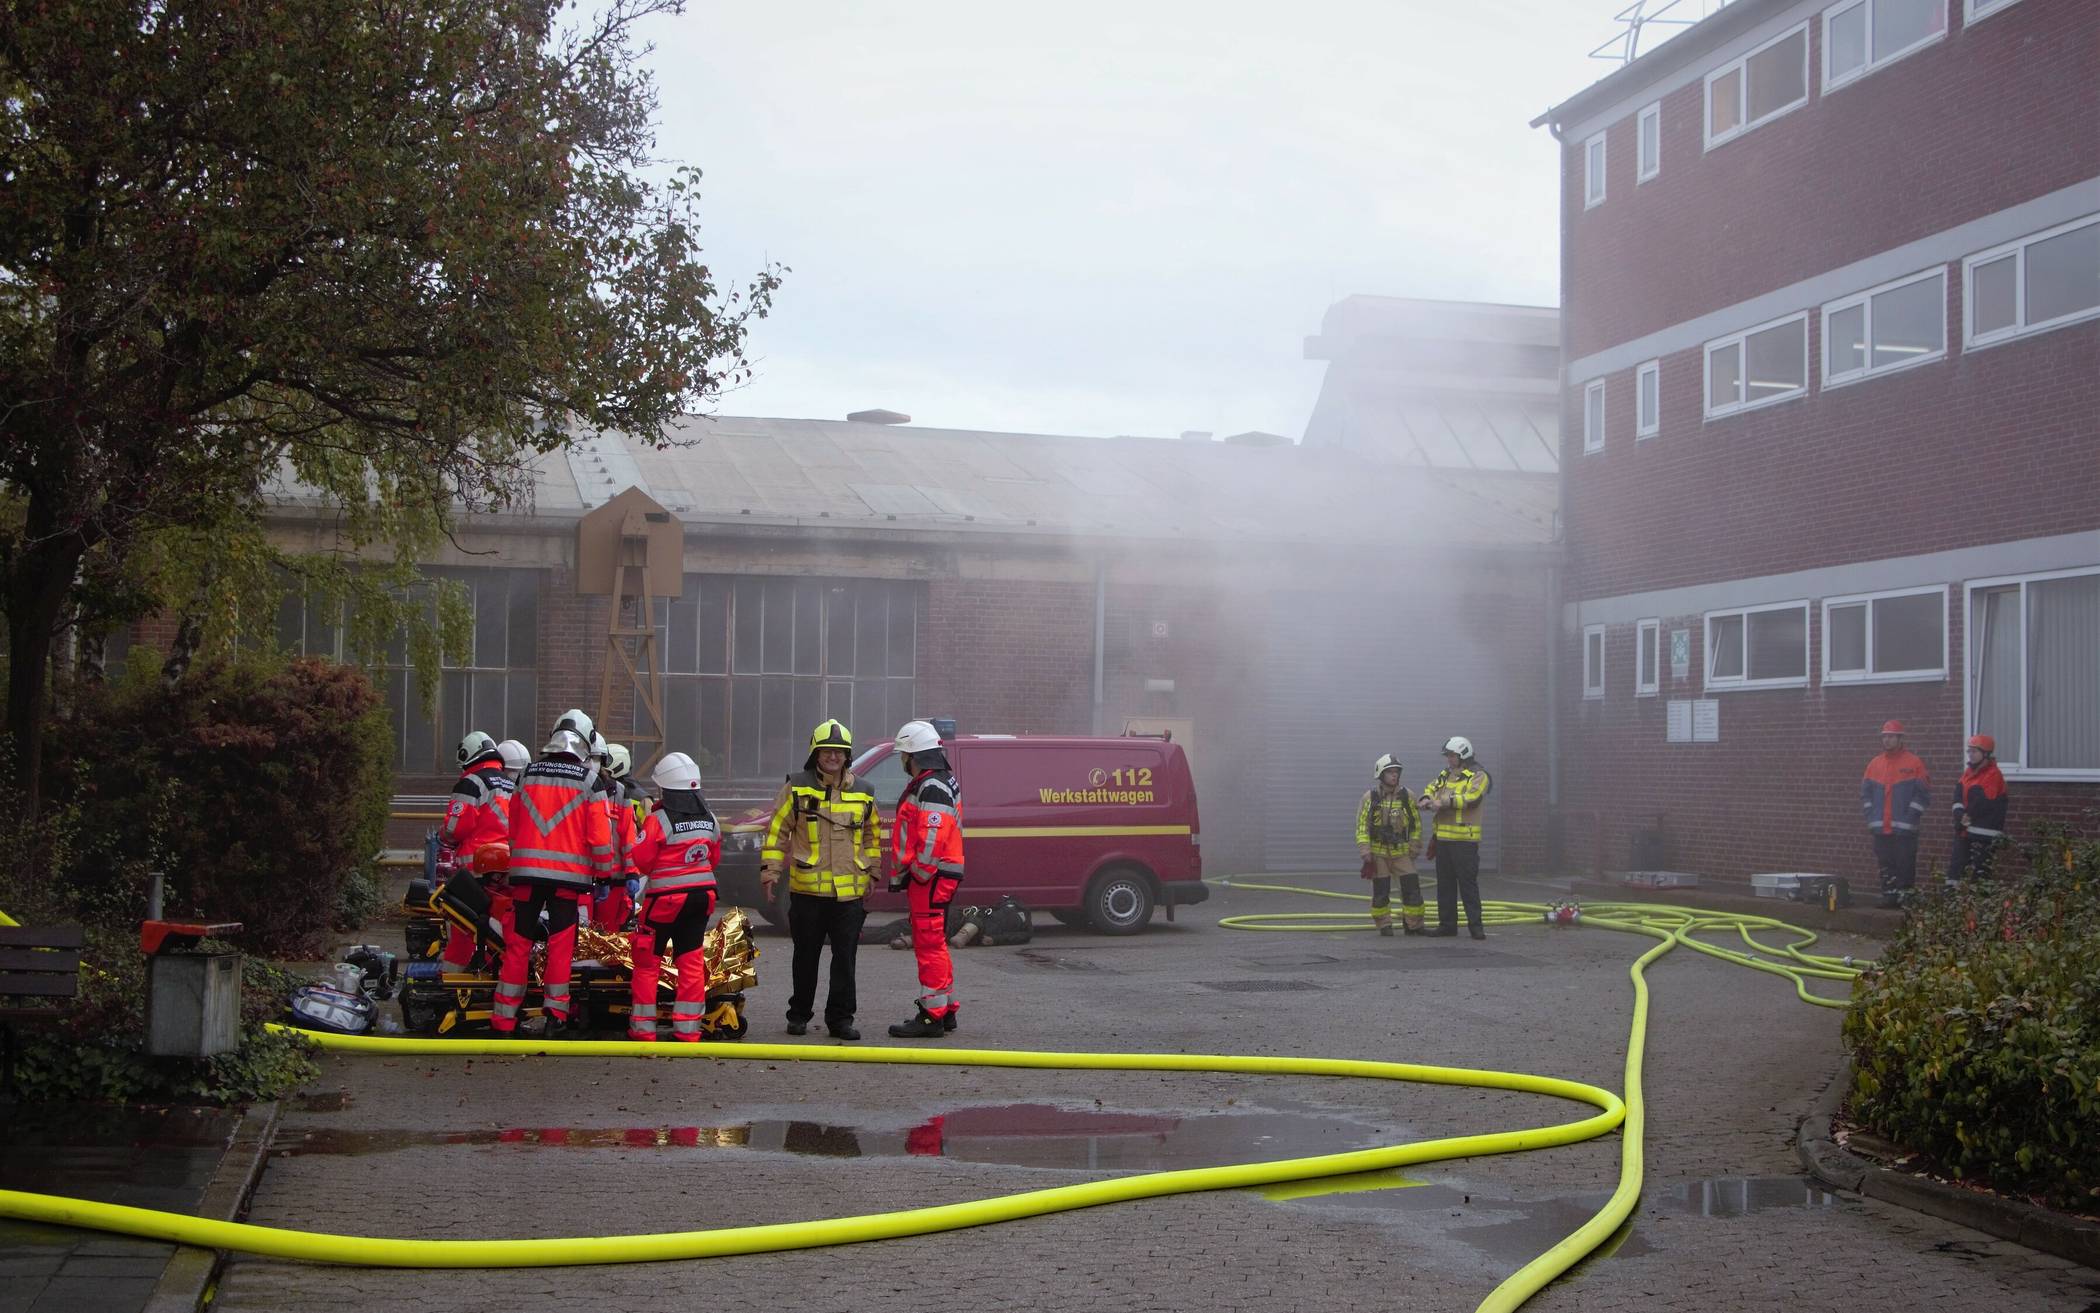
top-left (140, 1102), bottom-right (281, 1313)
top-left (1796, 1061), bottom-right (2099, 1270)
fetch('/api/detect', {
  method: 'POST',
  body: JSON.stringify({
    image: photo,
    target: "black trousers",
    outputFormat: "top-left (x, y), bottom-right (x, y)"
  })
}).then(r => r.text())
top-left (787, 893), bottom-right (866, 1026)
top-left (1872, 831), bottom-right (1919, 895)
top-left (1948, 831), bottom-right (2002, 883)
top-left (1434, 840), bottom-right (1482, 932)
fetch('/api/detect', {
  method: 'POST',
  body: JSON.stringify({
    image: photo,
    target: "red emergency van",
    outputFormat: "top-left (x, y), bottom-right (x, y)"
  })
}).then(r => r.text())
top-left (716, 734), bottom-right (1206, 934)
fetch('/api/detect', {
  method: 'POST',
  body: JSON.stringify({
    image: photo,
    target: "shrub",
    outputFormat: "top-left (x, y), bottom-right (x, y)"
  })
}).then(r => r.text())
top-left (28, 654), bottom-right (393, 956)
top-left (1843, 829), bottom-right (2100, 1210)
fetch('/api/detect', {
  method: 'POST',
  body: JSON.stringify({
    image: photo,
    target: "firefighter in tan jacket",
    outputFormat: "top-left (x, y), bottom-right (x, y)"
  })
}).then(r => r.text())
top-left (1356, 754), bottom-right (1422, 936)
top-left (760, 719), bottom-right (883, 1040)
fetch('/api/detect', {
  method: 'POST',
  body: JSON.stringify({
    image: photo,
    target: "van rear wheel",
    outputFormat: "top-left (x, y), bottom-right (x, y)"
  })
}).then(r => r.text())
top-left (1086, 867), bottom-right (1156, 936)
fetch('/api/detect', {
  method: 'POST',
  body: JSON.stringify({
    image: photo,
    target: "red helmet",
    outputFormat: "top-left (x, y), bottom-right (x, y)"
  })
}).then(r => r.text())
top-left (1966, 734), bottom-right (1995, 754)
top-left (1880, 720), bottom-right (1906, 736)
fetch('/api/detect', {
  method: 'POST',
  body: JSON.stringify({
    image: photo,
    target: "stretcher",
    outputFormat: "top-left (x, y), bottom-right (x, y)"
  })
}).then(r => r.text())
top-left (398, 868), bottom-right (755, 1040)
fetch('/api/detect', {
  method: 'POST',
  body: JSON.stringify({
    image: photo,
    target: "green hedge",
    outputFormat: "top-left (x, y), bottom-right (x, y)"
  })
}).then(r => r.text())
top-left (1843, 830), bottom-right (2100, 1210)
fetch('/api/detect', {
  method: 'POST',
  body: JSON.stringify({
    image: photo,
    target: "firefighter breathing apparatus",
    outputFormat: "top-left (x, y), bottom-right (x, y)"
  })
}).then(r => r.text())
top-left (0, 886), bottom-right (1864, 1313)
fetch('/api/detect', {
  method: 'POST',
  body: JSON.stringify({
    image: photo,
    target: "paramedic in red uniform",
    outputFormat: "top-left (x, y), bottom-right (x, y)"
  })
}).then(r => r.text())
top-left (437, 731), bottom-right (511, 974)
top-left (888, 719), bottom-right (963, 1039)
top-left (1861, 719), bottom-right (1931, 908)
top-left (626, 752), bottom-right (719, 1042)
top-left (1949, 734), bottom-right (2009, 885)
top-left (494, 724), bottom-right (613, 1036)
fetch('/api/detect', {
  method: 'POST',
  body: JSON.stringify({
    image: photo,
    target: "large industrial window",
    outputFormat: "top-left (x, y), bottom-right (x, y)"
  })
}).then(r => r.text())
top-left (1963, 215), bottom-right (2100, 350)
top-left (1967, 568), bottom-right (2100, 779)
top-left (1823, 268), bottom-right (1946, 388)
top-left (653, 576), bottom-right (919, 783)
top-left (1705, 601), bottom-right (1810, 690)
top-left (276, 567), bottom-right (540, 775)
top-left (1823, 586), bottom-right (1946, 684)
top-left (1705, 24), bottom-right (1809, 149)
top-left (1705, 313), bottom-right (1808, 418)
top-left (1823, 0), bottom-right (1946, 91)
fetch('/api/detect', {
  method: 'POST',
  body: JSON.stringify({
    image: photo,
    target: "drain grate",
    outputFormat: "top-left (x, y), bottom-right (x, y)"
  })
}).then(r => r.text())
top-left (1016, 950), bottom-right (1107, 973)
top-left (1197, 979), bottom-right (1324, 992)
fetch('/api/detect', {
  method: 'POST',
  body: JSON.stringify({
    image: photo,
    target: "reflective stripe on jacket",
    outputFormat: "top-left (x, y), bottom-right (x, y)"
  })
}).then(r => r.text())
top-left (631, 807), bottom-right (720, 895)
top-left (1861, 750), bottom-right (1931, 834)
top-left (601, 778), bottom-right (639, 880)
top-left (761, 770), bottom-right (881, 899)
top-left (895, 771), bottom-right (965, 884)
top-left (1421, 766), bottom-right (1491, 843)
top-left (439, 761), bottom-right (510, 856)
top-left (1355, 787), bottom-right (1420, 857)
top-left (505, 758), bottom-right (613, 890)
top-left (1953, 762), bottom-right (2008, 838)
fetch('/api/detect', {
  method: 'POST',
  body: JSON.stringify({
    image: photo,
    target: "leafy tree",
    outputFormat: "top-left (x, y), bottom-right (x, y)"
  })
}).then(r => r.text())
top-left (0, 0), bottom-right (779, 811)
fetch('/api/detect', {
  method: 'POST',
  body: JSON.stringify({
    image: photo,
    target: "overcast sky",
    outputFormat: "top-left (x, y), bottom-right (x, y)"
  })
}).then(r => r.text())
top-left (638, 1), bottom-right (1674, 440)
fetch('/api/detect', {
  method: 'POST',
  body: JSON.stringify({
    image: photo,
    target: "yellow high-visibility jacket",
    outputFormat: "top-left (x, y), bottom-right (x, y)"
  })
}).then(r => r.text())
top-left (1355, 787), bottom-right (1420, 857)
top-left (1420, 765), bottom-right (1492, 843)
top-left (760, 769), bottom-right (883, 899)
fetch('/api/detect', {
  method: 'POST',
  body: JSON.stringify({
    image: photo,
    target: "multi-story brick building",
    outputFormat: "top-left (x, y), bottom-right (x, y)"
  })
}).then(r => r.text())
top-left (261, 414), bottom-right (1557, 877)
top-left (1534, 0), bottom-right (2098, 885)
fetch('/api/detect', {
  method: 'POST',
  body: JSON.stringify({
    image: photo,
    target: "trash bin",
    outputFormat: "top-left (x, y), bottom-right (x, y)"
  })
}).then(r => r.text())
top-left (147, 951), bottom-right (241, 1057)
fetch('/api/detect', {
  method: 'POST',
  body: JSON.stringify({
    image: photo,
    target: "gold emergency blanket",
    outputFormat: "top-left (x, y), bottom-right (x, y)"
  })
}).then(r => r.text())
top-left (570, 907), bottom-right (759, 995)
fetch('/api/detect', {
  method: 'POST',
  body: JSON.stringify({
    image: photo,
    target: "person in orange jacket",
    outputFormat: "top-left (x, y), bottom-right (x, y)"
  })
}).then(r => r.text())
top-left (494, 715), bottom-right (614, 1036)
top-left (888, 719), bottom-right (963, 1039)
top-left (437, 731), bottom-right (512, 974)
top-left (1949, 734), bottom-right (2009, 885)
top-left (626, 752), bottom-right (719, 1042)
top-left (595, 742), bottom-right (641, 930)
top-left (1860, 719), bottom-right (1931, 908)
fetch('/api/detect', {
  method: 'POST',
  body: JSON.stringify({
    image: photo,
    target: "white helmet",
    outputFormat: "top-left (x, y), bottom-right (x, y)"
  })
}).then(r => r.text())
top-left (590, 730), bottom-right (609, 764)
top-left (457, 730), bottom-right (498, 766)
top-left (605, 744), bottom-right (632, 779)
top-left (495, 739), bottom-right (531, 772)
top-left (652, 751), bottom-right (702, 792)
top-left (555, 708), bottom-right (595, 742)
top-left (542, 728), bottom-right (588, 760)
top-left (895, 720), bottom-right (942, 754)
top-left (1373, 753), bottom-right (1403, 780)
top-left (1442, 736), bottom-right (1474, 759)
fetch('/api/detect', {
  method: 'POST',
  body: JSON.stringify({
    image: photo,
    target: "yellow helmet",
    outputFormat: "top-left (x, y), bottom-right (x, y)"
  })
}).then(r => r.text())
top-left (805, 718), bottom-right (853, 770)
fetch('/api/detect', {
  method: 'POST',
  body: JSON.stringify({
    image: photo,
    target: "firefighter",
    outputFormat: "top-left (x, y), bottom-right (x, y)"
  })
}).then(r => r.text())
top-left (760, 719), bottom-right (882, 1040)
top-left (888, 719), bottom-right (964, 1039)
top-left (596, 742), bottom-right (640, 930)
top-left (1419, 736), bottom-right (1491, 940)
top-left (496, 739), bottom-right (531, 782)
top-left (437, 731), bottom-right (512, 974)
top-left (627, 752), bottom-right (719, 1042)
top-left (1356, 754), bottom-right (1422, 936)
top-left (494, 723), bottom-right (614, 1036)
top-left (1861, 719), bottom-right (1931, 907)
top-left (1949, 734), bottom-right (2008, 886)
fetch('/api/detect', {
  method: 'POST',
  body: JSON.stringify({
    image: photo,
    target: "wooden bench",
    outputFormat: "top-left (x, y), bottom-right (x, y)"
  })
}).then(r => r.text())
top-left (0, 923), bottom-right (84, 1096)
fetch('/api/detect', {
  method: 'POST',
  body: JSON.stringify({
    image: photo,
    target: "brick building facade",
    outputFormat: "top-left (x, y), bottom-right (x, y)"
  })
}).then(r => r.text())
top-left (1535, 0), bottom-right (2099, 886)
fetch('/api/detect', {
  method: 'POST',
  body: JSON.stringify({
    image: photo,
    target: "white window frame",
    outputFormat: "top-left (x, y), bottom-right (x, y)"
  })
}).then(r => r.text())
top-left (1703, 311), bottom-right (1809, 419)
top-left (1821, 585), bottom-right (1949, 686)
top-left (1636, 102), bottom-right (1661, 182)
top-left (1703, 600), bottom-right (1812, 691)
top-left (1822, 0), bottom-right (1948, 92)
top-left (1635, 359), bottom-right (1660, 438)
top-left (1583, 378), bottom-right (1606, 454)
top-left (1963, 565), bottom-right (2100, 782)
top-left (1821, 267), bottom-right (1948, 389)
top-left (1963, 0), bottom-right (2025, 22)
top-left (1635, 618), bottom-right (1661, 697)
top-left (1585, 132), bottom-right (1607, 209)
top-left (1583, 623), bottom-right (1607, 700)
top-left (1962, 214), bottom-right (2100, 351)
top-left (1704, 22), bottom-right (1811, 150)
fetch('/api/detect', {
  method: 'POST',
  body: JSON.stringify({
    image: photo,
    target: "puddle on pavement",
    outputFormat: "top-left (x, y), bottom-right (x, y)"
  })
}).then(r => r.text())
top-left (273, 1101), bottom-right (1388, 1172)
top-left (0, 1106), bottom-right (241, 1211)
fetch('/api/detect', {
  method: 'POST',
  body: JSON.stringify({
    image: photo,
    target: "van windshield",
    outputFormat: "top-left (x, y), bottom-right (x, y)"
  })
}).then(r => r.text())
top-left (851, 748), bottom-right (910, 803)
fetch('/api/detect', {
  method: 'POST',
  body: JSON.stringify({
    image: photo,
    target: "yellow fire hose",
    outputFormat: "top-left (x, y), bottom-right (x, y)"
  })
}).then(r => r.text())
top-left (0, 882), bottom-right (1865, 1312)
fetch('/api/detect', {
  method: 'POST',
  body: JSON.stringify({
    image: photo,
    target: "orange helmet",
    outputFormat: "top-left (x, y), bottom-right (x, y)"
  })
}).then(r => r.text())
top-left (1880, 720), bottom-right (1905, 736)
top-left (469, 840), bottom-right (511, 875)
top-left (1966, 734), bottom-right (1995, 755)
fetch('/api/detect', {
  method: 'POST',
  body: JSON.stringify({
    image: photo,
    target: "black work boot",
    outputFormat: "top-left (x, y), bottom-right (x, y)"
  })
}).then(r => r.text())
top-left (827, 1019), bottom-right (861, 1041)
top-left (785, 1019), bottom-right (808, 1036)
top-left (943, 1008), bottom-right (958, 1033)
top-left (1378, 924), bottom-right (1395, 937)
top-left (888, 1008), bottom-right (947, 1039)
top-left (1430, 926), bottom-right (1458, 937)
top-left (1469, 925), bottom-right (1487, 941)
